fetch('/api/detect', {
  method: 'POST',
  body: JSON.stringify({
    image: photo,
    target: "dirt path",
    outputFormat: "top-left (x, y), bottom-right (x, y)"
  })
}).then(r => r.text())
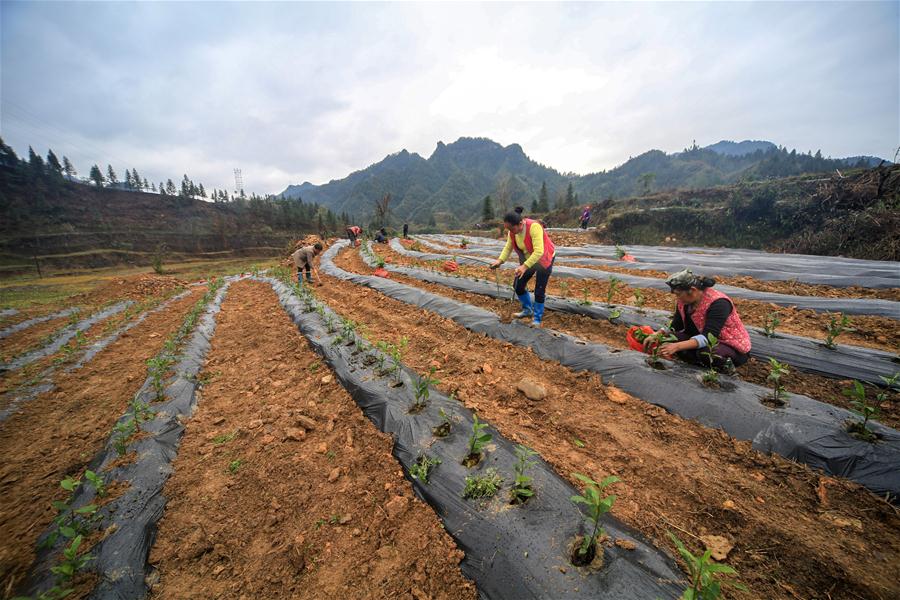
top-left (338, 248), bottom-right (900, 429)
top-left (149, 280), bottom-right (475, 600)
top-left (380, 243), bottom-right (900, 353)
top-left (313, 260), bottom-right (900, 600)
top-left (0, 288), bottom-right (206, 598)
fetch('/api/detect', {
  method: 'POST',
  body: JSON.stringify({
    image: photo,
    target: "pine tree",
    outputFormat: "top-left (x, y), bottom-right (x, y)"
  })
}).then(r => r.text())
top-left (132, 168), bottom-right (142, 189)
top-left (143, 177), bottom-right (149, 190)
top-left (181, 175), bottom-right (191, 197)
top-left (159, 181), bottom-right (166, 195)
top-left (125, 169), bottom-right (134, 189)
top-left (62, 156), bottom-right (76, 177)
top-left (166, 179), bottom-right (177, 195)
top-left (482, 195), bottom-right (494, 220)
top-left (199, 183), bottom-right (206, 197)
top-left (106, 165), bottom-right (118, 184)
top-left (531, 198), bottom-right (538, 212)
top-left (89, 164), bottom-right (105, 186)
top-left (28, 146), bottom-right (45, 176)
top-left (46, 149), bottom-right (63, 175)
top-left (537, 181), bottom-right (550, 212)
top-left (565, 182), bottom-right (575, 208)
top-left (151, 181), bottom-right (157, 192)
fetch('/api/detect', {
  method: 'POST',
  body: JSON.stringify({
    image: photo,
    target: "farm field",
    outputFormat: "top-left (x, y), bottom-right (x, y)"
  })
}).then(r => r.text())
top-left (1, 237), bottom-right (899, 600)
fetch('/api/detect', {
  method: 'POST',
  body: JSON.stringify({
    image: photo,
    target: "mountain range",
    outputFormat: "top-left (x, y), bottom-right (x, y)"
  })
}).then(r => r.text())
top-left (279, 137), bottom-right (885, 226)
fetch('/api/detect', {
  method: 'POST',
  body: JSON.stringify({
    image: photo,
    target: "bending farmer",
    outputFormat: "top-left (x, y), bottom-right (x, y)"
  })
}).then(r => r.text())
top-left (291, 242), bottom-right (324, 285)
top-left (490, 212), bottom-right (556, 328)
top-left (346, 225), bottom-right (362, 244)
top-left (651, 269), bottom-right (751, 370)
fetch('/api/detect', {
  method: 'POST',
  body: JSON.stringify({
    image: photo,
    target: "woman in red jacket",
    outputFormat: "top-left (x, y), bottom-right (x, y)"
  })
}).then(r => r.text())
top-left (651, 269), bottom-right (752, 370)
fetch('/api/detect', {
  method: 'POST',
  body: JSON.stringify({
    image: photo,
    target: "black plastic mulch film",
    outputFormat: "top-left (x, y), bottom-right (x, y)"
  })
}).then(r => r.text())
top-left (377, 242), bottom-right (899, 387)
top-left (24, 280), bottom-right (236, 600)
top-left (331, 242), bottom-right (900, 498)
top-left (393, 238), bottom-right (900, 318)
top-left (264, 276), bottom-right (685, 600)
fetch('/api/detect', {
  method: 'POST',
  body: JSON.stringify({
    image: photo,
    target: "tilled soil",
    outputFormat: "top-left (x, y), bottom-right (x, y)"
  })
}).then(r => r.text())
top-left (412, 237), bottom-right (900, 301)
top-left (339, 249), bottom-right (900, 429)
top-left (149, 280), bottom-right (475, 600)
top-left (0, 315), bottom-right (77, 363)
top-left (316, 252), bottom-right (900, 600)
top-left (0, 288), bottom-right (206, 598)
top-left (381, 243), bottom-right (900, 353)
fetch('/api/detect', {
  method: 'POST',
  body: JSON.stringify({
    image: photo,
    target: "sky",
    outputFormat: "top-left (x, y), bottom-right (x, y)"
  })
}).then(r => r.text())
top-left (2, 1), bottom-right (898, 196)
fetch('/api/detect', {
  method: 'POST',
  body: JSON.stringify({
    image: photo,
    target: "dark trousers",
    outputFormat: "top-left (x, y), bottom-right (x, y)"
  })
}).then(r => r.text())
top-left (514, 259), bottom-right (554, 303)
top-left (580, 219), bottom-right (589, 229)
top-left (674, 331), bottom-right (747, 367)
top-left (297, 264), bottom-right (312, 284)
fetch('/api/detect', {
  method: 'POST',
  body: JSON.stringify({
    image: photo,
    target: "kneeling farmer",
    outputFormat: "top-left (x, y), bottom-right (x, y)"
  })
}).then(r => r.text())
top-left (653, 269), bottom-right (751, 369)
top-left (292, 242), bottom-right (323, 285)
top-left (490, 212), bottom-right (556, 328)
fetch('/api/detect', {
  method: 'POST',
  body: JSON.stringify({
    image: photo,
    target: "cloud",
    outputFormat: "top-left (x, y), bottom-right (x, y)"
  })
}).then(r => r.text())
top-left (1, 1), bottom-right (897, 195)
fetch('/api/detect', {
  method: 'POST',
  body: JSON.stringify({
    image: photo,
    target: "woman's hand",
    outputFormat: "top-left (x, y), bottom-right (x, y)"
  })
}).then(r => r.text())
top-left (514, 264), bottom-right (528, 277)
top-left (489, 260), bottom-right (502, 270)
top-left (658, 342), bottom-right (681, 359)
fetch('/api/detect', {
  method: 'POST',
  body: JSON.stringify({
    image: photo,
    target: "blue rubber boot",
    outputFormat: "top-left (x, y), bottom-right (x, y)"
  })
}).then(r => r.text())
top-left (531, 302), bottom-right (545, 327)
top-left (514, 292), bottom-right (533, 318)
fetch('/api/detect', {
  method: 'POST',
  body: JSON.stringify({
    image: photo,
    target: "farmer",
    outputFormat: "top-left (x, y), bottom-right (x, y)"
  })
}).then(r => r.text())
top-left (490, 212), bottom-right (556, 328)
top-left (403, 223), bottom-right (409, 239)
top-left (291, 242), bottom-right (324, 285)
top-left (346, 225), bottom-right (362, 245)
top-left (374, 228), bottom-right (388, 244)
top-left (649, 269), bottom-right (751, 370)
top-left (580, 205), bottom-right (591, 229)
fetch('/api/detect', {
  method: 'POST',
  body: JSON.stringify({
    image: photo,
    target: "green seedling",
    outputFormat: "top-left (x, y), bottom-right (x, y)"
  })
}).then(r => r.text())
top-left (374, 341), bottom-right (389, 373)
top-left (324, 314), bottom-right (336, 333)
top-left (668, 532), bottom-right (747, 599)
top-left (212, 430), bottom-right (238, 445)
top-left (641, 330), bottom-right (677, 369)
top-left (462, 468), bottom-right (502, 499)
top-left (633, 289), bottom-right (645, 313)
top-left (579, 286), bottom-right (591, 306)
top-left (410, 367), bottom-right (439, 413)
top-left (50, 535), bottom-right (93, 582)
top-left (608, 308), bottom-right (622, 321)
top-left (228, 459), bottom-right (242, 474)
top-left (131, 398), bottom-right (155, 423)
top-left (843, 380), bottom-right (879, 442)
top-left (559, 280), bottom-right (570, 299)
top-left (606, 276), bottom-right (621, 307)
top-left (570, 473), bottom-right (619, 563)
top-left (510, 444), bottom-right (538, 504)
top-left (433, 408), bottom-right (454, 437)
top-left (701, 334), bottom-right (719, 385)
top-left (409, 455), bottom-right (442, 484)
top-left (112, 417), bottom-right (137, 456)
top-left (614, 244), bottom-right (626, 259)
top-left (824, 312), bottom-right (854, 349)
top-left (146, 355), bottom-right (171, 401)
top-left (83, 470), bottom-right (106, 498)
top-left (766, 358), bottom-right (790, 406)
top-left (763, 311), bottom-right (781, 337)
top-left (463, 413), bottom-right (492, 467)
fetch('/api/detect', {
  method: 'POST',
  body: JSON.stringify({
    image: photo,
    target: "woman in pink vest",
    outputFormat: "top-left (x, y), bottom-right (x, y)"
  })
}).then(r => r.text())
top-left (653, 269), bottom-right (752, 371)
top-left (490, 212), bottom-right (556, 327)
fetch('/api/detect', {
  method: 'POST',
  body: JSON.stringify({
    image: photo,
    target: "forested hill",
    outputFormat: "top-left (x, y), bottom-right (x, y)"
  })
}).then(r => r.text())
top-left (279, 137), bottom-right (886, 226)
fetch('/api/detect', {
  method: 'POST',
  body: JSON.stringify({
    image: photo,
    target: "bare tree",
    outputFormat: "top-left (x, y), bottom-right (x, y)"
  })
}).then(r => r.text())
top-left (374, 193), bottom-right (392, 228)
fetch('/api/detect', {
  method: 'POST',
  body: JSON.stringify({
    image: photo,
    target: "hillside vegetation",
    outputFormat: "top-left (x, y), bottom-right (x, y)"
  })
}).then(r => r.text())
top-left (550, 165), bottom-right (900, 260)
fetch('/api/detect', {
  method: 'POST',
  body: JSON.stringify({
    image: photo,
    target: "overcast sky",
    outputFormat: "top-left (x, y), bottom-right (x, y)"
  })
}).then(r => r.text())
top-left (2, 1), bottom-right (897, 196)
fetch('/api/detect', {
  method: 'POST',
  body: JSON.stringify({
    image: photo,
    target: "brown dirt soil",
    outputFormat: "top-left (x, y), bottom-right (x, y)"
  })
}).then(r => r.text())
top-left (405, 237), bottom-right (900, 301)
top-left (0, 288), bottom-right (206, 598)
top-left (379, 243), bottom-right (900, 354)
top-left (337, 249), bottom-right (900, 430)
top-left (148, 280), bottom-right (475, 600)
top-left (0, 315), bottom-right (74, 363)
top-left (319, 248), bottom-right (900, 600)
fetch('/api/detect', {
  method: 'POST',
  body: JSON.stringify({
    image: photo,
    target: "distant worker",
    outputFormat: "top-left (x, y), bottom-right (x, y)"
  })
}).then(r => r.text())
top-left (403, 223), bottom-right (409, 239)
top-left (580, 205), bottom-right (592, 229)
top-left (649, 269), bottom-right (751, 371)
top-left (292, 242), bottom-right (324, 285)
top-left (490, 212), bottom-right (556, 328)
top-left (374, 228), bottom-right (388, 244)
top-left (346, 225), bottom-right (362, 245)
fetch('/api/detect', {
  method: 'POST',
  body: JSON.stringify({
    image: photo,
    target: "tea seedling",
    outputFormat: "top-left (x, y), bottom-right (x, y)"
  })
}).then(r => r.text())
top-left (633, 289), bottom-right (645, 313)
top-left (579, 286), bottom-right (591, 306)
top-left (213, 430), bottom-right (238, 445)
top-left (463, 414), bottom-right (492, 466)
top-left (83, 470), bottom-right (106, 498)
top-left (411, 367), bottom-right (439, 413)
top-left (614, 244), bottom-right (626, 259)
top-left (766, 359), bottom-right (790, 406)
top-left (608, 308), bottom-right (622, 322)
top-left (324, 314), bottom-right (336, 333)
top-left (668, 532), bottom-right (747, 600)
top-left (50, 535), bottom-right (93, 583)
top-left (559, 281), bottom-right (570, 299)
top-left (701, 334), bottom-right (719, 385)
top-left (824, 313), bottom-right (854, 349)
top-left (112, 417), bottom-right (137, 456)
top-left (606, 276), bottom-right (621, 307)
top-left (433, 408), bottom-right (453, 437)
top-left (409, 454), bottom-right (442, 484)
top-left (510, 444), bottom-right (538, 504)
top-left (228, 459), bottom-right (243, 474)
top-left (843, 380), bottom-right (879, 442)
top-left (763, 312), bottom-right (781, 337)
top-left (570, 472), bottom-right (619, 563)
top-left (130, 398), bottom-right (155, 423)
top-left (463, 468), bottom-right (502, 499)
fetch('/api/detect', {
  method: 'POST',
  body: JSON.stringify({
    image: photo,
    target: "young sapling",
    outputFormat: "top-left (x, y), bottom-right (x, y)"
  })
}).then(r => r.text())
top-left (701, 334), bottom-right (719, 386)
top-left (579, 286), bottom-right (591, 306)
top-left (559, 280), bottom-right (570, 299)
top-left (633, 289), bottom-right (645, 313)
top-left (824, 313), bottom-right (854, 349)
top-left (766, 358), bottom-right (790, 406)
top-left (462, 469), bottom-right (502, 499)
top-left (410, 366), bottom-right (439, 413)
top-left (614, 244), bottom-right (626, 259)
top-left (50, 535), bottom-right (93, 583)
top-left (763, 311), bottom-right (781, 337)
top-left (432, 408), bottom-right (453, 437)
top-left (463, 413), bottom-right (492, 467)
top-left (668, 532), bottom-right (747, 599)
top-left (83, 470), bottom-right (106, 498)
top-left (843, 380), bottom-right (880, 442)
top-left (606, 276), bottom-right (621, 307)
top-left (570, 472), bottom-right (619, 566)
top-left (509, 444), bottom-right (538, 504)
top-left (409, 454), bottom-right (442, 484)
